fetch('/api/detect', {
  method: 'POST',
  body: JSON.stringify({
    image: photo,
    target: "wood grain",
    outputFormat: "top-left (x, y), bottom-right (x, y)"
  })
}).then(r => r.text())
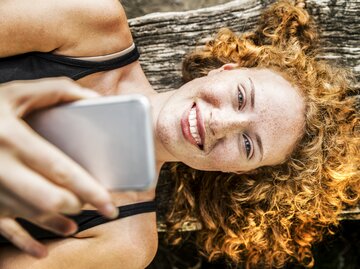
top-left (129, 0), bottom-right (360, 92)
top-left (128, 0), bottom-right (360, 229)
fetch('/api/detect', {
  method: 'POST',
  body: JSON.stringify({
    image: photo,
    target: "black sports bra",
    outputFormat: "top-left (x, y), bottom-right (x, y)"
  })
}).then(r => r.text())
top-left (0, 201), bottom-right (156, 244)
top-left (0, 44), bottom-right (140, 83)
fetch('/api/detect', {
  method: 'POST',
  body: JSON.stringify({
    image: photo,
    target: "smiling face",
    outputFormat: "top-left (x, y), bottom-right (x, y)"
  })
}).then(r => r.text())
top-left (156, 67), bottom-right (305, 172)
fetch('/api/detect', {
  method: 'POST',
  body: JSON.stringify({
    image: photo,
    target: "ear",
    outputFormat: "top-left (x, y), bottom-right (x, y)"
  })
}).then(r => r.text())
top-left (207, 63), bottom-right (239, 76)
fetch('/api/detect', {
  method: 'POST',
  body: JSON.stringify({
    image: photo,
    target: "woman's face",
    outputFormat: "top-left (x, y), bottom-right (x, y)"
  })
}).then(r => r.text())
top-left (156, 67), bottom-right (305, 172)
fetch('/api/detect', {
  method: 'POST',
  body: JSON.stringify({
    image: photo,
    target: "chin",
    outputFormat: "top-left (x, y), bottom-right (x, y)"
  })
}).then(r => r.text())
top-left (156, 115), bottom-right (180, 153)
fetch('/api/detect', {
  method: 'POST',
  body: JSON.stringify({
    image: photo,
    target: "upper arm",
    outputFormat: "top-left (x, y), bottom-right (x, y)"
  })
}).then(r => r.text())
top-left (0, 0), bottom-right (132, 57)
top-left (0, 213), bottom-right (158, 269)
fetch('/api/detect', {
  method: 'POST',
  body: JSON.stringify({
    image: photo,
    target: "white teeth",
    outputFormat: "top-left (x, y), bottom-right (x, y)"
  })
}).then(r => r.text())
top-left (190, 126), bottom-right (197, 133)
top-left (188, 107), bottom-right (202, 145)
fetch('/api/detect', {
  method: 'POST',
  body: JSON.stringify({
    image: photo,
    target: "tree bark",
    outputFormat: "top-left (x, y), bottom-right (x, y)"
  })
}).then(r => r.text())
top-left (127, 0), bottom-right (360, 229)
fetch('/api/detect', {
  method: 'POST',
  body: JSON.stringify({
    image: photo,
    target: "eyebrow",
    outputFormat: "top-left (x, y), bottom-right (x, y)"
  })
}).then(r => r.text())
top-left (249, 77), bottom-right (255, 109)
top-left (248, 77), bottom-right (263, 161)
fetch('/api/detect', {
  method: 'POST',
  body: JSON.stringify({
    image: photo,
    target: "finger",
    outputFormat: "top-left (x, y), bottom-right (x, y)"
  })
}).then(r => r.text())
top-left (0, 154), bottom-right (83, 215)
top-left (28, 213), bottom-right (78, 237)
top-left (4, 77), bottom-right (99, 117)
top-left (0, 188), bottom-right (40, 218)
top-left (0, 218), bottom-right (47, 258)
top-left (14, 122), bottom-right (118, 219)
top-left (0, 193), bottom-right (78, 237)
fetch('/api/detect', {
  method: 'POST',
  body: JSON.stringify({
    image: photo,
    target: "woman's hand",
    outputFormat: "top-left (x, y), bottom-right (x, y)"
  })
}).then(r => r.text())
top-left (0, 78), bottom-right (118, 258)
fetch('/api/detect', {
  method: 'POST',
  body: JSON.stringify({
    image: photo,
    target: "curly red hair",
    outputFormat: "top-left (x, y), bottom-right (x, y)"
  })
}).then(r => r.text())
top-left (165, 1), bottom-right (359, 268)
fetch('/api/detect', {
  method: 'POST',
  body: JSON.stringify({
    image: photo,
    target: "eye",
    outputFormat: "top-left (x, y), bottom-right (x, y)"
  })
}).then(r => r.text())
top-left (243, 134), bottom-right (252, 159)
top-left (237, 85), bottom-right (245, 110)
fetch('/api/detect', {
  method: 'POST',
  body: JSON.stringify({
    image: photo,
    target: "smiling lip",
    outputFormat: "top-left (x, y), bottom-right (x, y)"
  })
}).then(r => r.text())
top-left (181, 103), bottom-right (201, 148)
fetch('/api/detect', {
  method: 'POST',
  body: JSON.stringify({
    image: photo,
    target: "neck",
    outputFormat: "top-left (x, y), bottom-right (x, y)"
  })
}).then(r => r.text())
top-left (104, 61), bottom-right (176, 171)
top-left (147, 91), bottom-right (178, 168)
top-left (77, 60), bottom-right (178, 174)
top-left (115, 61), bottom-right (179, 169)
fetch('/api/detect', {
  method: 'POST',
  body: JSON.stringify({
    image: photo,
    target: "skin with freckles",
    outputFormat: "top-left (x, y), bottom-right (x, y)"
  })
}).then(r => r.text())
top-left (155, 67), bottom-right (305, 172)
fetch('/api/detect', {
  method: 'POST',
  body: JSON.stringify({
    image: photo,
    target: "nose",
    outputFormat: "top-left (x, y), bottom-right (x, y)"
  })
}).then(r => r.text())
top-left (209, 108), bottom-right (251, 140)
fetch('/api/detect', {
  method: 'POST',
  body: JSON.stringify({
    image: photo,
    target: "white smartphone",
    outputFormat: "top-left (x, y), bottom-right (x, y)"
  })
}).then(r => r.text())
top-left (26, 94), bottom-right (156, 191)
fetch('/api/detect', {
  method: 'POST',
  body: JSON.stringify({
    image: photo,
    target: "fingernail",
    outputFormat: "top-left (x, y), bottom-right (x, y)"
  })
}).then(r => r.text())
top-left (103, 204), bottom-right (119, 219)
top-left (63, 222), bottom-right (78, 236)
top-left (52, 221), bottom-right (78, 236)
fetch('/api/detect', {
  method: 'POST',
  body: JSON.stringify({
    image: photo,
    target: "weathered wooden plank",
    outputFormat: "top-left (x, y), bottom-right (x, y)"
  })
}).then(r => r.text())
top-left (127, 0), bottom-right (360, 229)
top-left (122, 0), bottom-right (232, 19)
top-left (129, 0), bottom-right (360, 92)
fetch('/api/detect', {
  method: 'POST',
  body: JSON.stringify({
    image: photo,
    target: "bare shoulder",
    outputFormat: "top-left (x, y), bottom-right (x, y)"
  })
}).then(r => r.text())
top-left (0, 0), bottom-right (132, 57)
top-left (74, 211), bottom-right (158, 269)
top-left (58, 0), bottom-right (127, 31)
top-left (54, 0), bottom-right (134, 56)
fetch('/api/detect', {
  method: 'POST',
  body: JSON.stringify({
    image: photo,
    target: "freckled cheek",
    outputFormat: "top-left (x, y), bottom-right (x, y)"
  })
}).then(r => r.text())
top-left (207, 146), bottom-right (240, 170)
top-left (258, 108), bottom-right (282, 136)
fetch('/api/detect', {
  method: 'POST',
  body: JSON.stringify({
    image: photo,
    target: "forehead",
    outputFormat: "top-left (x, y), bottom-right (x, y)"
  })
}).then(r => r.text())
top-left (230, 68), bottom-right (305, 165)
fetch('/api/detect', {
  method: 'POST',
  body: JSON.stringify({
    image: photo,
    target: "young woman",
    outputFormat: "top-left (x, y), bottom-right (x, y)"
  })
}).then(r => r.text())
top-left (0, 0), bottom-right (358, 268)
